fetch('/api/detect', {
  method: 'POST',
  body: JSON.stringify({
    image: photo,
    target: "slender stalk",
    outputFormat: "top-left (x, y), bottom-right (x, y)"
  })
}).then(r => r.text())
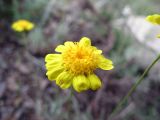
top-left (21, 32), bottom-right (28, 45)
top-left (68, 88), bottom-right (74, 101)
top-left (108, 54), bottom-right (160, 119)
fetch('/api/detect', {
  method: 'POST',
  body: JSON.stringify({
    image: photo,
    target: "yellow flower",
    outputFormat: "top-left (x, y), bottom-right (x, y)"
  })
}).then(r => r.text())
top-left (157, 34), bottom-right (160, 38)
top-left (12, 19), bottom-right (34, 32)
top-left (146, 14), bottom-right (160, 38)
top-left (45, 37), bottom-right (114, 92)
top-left (146, 14), bottom-right (160, 25)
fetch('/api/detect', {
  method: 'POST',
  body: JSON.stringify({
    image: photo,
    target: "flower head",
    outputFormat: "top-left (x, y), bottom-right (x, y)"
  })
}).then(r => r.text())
top-left (146, 14), bottom-right (160, 25)
top-left (45, 37), bottom-right (114, 92)
top-left (12, 19), bottom-right (34, 32)
top-left (146, 14), bottom-right (160, 38)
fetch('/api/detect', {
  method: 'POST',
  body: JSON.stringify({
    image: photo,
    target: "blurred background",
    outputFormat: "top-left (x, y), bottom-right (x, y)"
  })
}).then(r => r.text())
top-left (0, 0), bottom-right (160, 120)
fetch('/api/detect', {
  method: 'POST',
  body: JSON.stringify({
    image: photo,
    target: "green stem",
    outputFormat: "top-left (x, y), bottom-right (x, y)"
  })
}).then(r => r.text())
top-left (21, 32), bottom-right (28, 45)
top-left (65, 89), bottom-right (74, 104)
top-left (109, 54), bottom-right (160, 119)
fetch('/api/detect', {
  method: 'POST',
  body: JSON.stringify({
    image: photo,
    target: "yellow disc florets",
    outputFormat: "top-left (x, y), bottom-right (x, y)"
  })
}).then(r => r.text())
top-left (62, 41), bottom-right (100, 75)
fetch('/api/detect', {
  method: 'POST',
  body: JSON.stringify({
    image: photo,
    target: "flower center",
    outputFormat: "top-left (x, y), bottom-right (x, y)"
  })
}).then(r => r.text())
top-left (62, 43), bottom-right (99, 75)
top-left (19, 21), bottom-right (28, 28)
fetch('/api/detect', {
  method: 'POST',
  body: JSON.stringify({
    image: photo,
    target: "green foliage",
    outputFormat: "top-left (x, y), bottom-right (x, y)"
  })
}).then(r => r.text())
top-left (97, 0), bottom-right (160, 18)
top-left (110, 29), bottom-right (131, 69)
top-left (127, 0), bottom-right (160, 15)
top-left (12, 0), bottom-right (49, 21)
top-left (0, 0), bottom-right (13, 20)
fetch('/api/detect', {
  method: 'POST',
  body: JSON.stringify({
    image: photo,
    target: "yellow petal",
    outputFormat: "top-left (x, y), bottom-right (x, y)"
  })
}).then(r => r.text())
top-left (64, 41), bottom-right (75, 47)
top-left (46, 66), bottom-right (64, 81)
top-left (92, 46), bottom-right (102, 54)
top-left (72, 75), bottom-right (90, 92)
top-left (60, 82), bottom-right (72, 89)
top-left (45, 60), bottom-right (63, 70)
top-left (16, 27), bottom-right (24, 32)
top-left (56, 71), bottom-right (73, 87)
top-left (87, 74), bottom-right (102, 90)
top-left (46, 62), bottom-right (62, 70)
top-left (98, 55), bottom-right (114, 70)
top-left (146, 15), bottom-right (155, 23)
top-left (11, 23), bottom-right (17, 30)
top-left (12, 24), bottom-right (24, 32)
top-left (45, 54), bottom-right (61, 62)
top-left (55, 45), bottom-right (66, 52)
top-left (157, 34), bottom-right (160, 38)
top-left (26, 23), bottom-right (34, 30)
top-left (155, 16), bottom-right (160, 24)
top-left (45, 59), bottom-right (62, 67)
top-left (79, 37), bottom-right (91, 46)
